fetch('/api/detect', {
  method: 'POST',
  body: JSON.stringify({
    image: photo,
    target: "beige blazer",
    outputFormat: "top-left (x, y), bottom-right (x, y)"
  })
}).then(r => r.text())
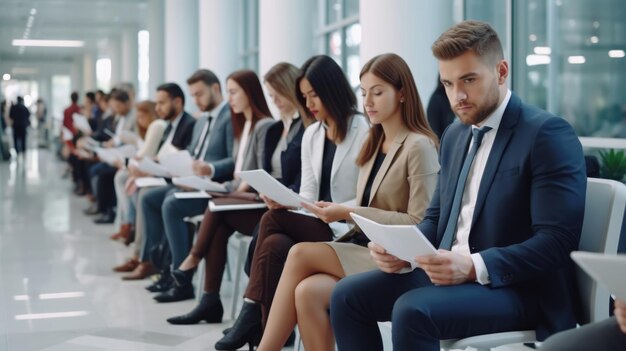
top-left (351, 126), bottom-right (440, 225)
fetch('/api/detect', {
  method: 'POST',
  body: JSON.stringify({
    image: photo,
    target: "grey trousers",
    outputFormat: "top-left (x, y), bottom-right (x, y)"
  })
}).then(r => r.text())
top-left (541, 317), bottom-right (626, 351)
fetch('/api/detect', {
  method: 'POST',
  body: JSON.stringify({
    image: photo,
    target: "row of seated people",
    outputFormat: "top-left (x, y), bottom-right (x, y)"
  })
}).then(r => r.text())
top-left (64, 19), bottom-right (625, 351)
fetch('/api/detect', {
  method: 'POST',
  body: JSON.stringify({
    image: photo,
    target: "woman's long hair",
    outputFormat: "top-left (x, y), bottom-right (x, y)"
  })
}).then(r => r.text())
top-left (296, 55), bottom-right (358, 142)
top-left (356, 53), bottom-right (439, 166)
top-left (227, 70), bottom-right (272, 139)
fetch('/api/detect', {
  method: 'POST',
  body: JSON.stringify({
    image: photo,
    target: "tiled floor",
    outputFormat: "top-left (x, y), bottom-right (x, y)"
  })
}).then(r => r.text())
top-left (0, 139), bottom-right (533, 351)
top-left (0, 146), bottom-right (253, 351)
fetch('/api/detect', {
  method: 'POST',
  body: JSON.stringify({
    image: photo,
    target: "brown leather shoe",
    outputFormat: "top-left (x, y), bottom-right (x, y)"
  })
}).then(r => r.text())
top-left (122, 262), bottom-right (157, 280)
top-left (110, 224), bottom-right (132, 242)
top-left (113, 258), bottom-right (139, 273)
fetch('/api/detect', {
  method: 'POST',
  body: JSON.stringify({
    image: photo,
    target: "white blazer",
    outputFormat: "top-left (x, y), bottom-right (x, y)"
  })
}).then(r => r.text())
top-left (299, 115), bottom-right (369, 204)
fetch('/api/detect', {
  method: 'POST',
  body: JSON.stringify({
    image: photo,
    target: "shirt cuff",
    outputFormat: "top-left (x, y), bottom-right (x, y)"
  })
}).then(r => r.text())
top-left (395, 261), bottom-right (419, 274)
top-left (471, 253), bottom-right (491, 285)
top-left (208, 164), bottom-right (216, 179)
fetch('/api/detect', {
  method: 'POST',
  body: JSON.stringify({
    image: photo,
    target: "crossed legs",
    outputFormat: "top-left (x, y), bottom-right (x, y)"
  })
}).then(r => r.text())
top-left (257, 242), bottom-right (345, 351)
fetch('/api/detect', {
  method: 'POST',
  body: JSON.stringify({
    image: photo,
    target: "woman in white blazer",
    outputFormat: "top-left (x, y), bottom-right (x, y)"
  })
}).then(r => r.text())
top-left (215, 55), bottom-right (369, 351)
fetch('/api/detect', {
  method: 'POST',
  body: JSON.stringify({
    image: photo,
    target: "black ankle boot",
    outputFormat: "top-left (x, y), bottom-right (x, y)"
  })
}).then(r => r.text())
top-left (166, 292), bottom-right (223, 324)
top-left (214, 301), bottom-right (262, 351)
top-left (171, 268), bottom-right (195, 286)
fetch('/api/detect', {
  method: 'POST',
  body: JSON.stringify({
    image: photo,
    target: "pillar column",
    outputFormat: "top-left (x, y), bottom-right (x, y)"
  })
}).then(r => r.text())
top-left (121, 29), bottom-right (139, 94)
top-left (360, 0), bottom-right (455, 99)
top-left (147, 0), bottom-right (164, 97)
top-left (164, 0), bottom-right (199, 110)
top-left (198, 0), bottom-right (239, 83)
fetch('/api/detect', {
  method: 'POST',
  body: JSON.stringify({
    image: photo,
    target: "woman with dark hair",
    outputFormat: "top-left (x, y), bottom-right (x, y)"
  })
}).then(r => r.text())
top-left (215, 55), bottom-right (370, 350)
top-left (255, 53), bottom-right (440, 351)
top-left (427, 74), bottom-right (455, 138)
top-left (164, 63), bottom-right (311, 325)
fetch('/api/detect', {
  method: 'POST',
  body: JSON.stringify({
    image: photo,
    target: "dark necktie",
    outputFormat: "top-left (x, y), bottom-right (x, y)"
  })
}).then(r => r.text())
top-left (439, 126), bottom-right (492, 250)
top-left (158, 122), bottom-right (173, 150)
top-left (194, 116), bottom-right (212, 160)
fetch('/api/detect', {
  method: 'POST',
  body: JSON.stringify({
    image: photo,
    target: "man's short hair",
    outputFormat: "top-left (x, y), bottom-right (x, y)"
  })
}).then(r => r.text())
top-left (70, 92), bottom-right (79, 103)
top-left (157, 83), bottom-right (185, 106)
top-left (187, 69), bottom-right (221, 90)
top-left (110, 89), bottom-right (130, 103)
top-left (431, 20), bottom-right (504, 65)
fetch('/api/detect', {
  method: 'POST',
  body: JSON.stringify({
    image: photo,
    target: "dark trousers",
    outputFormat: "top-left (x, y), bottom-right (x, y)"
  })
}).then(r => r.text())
top-left (541, 317), bottom-right (626, 351)
top-left (244, 209), bottom-right (334, 324)
top-left (330, 269), bottom-right (540, 351)
top-left (187, 208), bottom-right (266, 292)
top-left (88, 162), bottom-right (117, 212)
top-left (13, 128), bottom-right (26, 153)
top-left (142, 185), bottom-right (208, 265)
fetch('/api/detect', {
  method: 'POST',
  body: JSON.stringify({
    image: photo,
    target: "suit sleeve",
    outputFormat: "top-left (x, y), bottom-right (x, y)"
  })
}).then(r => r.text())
top-left (211, 118), bottom-right (235, 181)
top-left (353, 137), bottom-right (440, 225)
top-left (479, 117), bottom-right (586, 288)
top-left (298, 126), bottom-right (318, 202)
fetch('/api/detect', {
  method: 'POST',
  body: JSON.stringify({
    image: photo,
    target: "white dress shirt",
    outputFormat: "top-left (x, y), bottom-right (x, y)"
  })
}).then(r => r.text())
top-left (197, 100), bottom-right (228, 177)
top-left (156, 112), bottom-right (183, 159)
top-left (451, 90), bottom-right (512, 285)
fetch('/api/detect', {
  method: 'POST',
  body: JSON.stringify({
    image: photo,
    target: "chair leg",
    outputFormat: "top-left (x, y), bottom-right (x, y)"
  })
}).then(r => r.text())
top-left (230, 233), bottom-right (249, 319)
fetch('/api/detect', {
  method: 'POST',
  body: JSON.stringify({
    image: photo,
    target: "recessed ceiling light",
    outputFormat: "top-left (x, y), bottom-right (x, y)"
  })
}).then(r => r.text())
top-left (30, 8), bottom-right (37, 15)
top-left (533, 46), bottom-right (551, 55)
top-left (568, 56), bottom-right (586, 64)
top-left (526, 54), bottom-right (551, 66)
top-left (529, 34), bottom-right (537, 42)
top-left (609, 50), bottom-right (625, 58)
top-left (2, 74), bottom-right (11, 80)
top-left (590, 36), bottom-right (599, 44)
top-left (12, 39), bottom-right (84, 48)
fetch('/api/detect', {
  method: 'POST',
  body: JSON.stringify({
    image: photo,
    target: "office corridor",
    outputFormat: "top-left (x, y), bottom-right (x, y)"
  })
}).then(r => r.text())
top-left (0, 147), bottom-right (238, 350)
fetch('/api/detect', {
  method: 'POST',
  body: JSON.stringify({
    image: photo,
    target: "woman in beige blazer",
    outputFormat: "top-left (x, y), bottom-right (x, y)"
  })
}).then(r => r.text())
top-left (257, 53), bottom-right (441, 351)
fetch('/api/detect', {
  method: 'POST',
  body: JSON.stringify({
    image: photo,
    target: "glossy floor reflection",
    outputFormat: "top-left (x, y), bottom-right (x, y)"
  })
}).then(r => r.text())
top-left (0, 145), bottom-right (532, 351)
top-left (0, 148), bottom-right (248, 351)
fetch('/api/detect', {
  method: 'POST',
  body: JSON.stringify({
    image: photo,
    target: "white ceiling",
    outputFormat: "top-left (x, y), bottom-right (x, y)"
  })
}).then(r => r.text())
top-left (0, 0), bottom-right (147, 65)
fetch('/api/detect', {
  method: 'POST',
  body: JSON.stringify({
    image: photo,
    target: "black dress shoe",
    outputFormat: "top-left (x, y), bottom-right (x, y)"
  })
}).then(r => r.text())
top-left (146, 273), bottom-right (173, 293)
top-left (215, 301), bottom-right (262, 351)
top-left (172, 268), bottom-right (195, 286)
top-left (153, 284), bottom-right (194, 303)
top-left (166, 292), bottom-right (223, 324)
top-left (83, 204), bottom-right (100, 215)
top-left (94, 210), bottom-right (115, 224)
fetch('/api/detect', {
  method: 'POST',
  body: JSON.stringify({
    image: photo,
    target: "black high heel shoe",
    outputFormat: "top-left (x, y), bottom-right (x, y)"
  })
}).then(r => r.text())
top-left (214, 301), bottom-right (262, 351)
top-left (166, 292), bottom-right (223, 324)
top-left (171, 267), bottom-right (195, 286)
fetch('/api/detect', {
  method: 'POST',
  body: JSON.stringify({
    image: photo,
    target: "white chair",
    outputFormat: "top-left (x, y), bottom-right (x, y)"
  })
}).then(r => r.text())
top-left (438, 178), bottom-right (626, 350)
top-left (227, 231), bottom-right (253, 319)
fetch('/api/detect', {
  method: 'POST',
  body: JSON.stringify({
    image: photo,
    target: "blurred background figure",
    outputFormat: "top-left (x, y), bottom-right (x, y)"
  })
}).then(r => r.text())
top-left (9, 96), bottom-right (31, 155)
top-left (426, 75), bottom-right (455, 139)
top-left (36, 98), bottom-right (48, 148)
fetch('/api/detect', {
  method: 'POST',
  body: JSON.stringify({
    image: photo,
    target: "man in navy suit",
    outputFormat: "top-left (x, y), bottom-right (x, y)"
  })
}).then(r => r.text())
top-left (330, 20), bottom-right (587, 350)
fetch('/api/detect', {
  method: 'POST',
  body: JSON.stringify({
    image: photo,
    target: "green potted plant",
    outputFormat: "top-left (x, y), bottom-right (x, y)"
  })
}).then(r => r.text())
top-left (598, 149), bottom-right (626, 182)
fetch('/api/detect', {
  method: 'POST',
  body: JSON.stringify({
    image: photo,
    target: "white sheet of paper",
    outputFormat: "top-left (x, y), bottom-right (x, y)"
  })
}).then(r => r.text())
top-left (135, 177), bottom-right (167, 188)
top-left (349, 213), bottom-right (437, 263)
top-left (571, 251), bottom-right (626, 301)
top-left (159, 150), bottom-right (194, 177)
top-left (94, 144), bottom-right (137, 165)
top-left (72, 113), bottom-right (93, 134)
top-left (62, 127), bottom-right (74, 141)
top-left (172, 176), bottom-right (227, 192)
top-left (208, 200), bottom-right (267, 212)
top-left (174, 191), bottom-right (211, 199)
top-left (137, 158), bottom-right (170, 177)
top-left (119, 130), bottom-right (140, 145)
top-left (236, 169), bottom-right (311, 208)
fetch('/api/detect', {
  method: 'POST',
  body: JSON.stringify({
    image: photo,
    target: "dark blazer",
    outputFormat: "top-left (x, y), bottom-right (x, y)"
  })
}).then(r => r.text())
top-left (91, 114), bottom-right (115, 142)
top-left (417, 93), bottom-right (587, 340)
top-left (186, 103), bottom-right (234, 183)
top-left (262, 118), bottom-right (305, 192)
top-left (170, 111), bottom-right (196, 150)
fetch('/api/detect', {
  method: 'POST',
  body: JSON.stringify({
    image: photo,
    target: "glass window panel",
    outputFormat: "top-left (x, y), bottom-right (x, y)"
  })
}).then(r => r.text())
top-left (345, 23), bottom-right (361, 88)
top-left (344, 0), bottom-right (359, 18)
top-left (326, 0), bottom-right (342, 24)
top-left (327, 30), bottom-right (342, 64)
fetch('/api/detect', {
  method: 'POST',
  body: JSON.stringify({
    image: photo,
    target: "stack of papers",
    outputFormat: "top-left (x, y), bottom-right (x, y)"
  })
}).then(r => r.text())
top-left (138, 150), bottom-right (195, 177)
top-left (172, 176), bottom-right (227, 192)
top-left (95, 144), bottom-right (137, 166)
top-left (349, 213), bottom-right (437, 263)
top-left (236, 169), bottom-right (310, 208)
top-left (208, 197), bottom-right (267, 212)
top-left (72, 113), bottom-right (93, 134)
top-left (135, 177), bottom-right (168, 188)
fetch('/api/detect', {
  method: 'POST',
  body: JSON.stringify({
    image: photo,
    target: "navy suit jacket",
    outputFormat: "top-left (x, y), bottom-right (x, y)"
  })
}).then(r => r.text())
top-left (262, 118), bottom-right (305, 192)
top-left (186, 103), bottom-right (234, 183)
top-left (170, 111), bottom-right (196, 150)
top-left (417, 93), bottom-right (587, 340)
